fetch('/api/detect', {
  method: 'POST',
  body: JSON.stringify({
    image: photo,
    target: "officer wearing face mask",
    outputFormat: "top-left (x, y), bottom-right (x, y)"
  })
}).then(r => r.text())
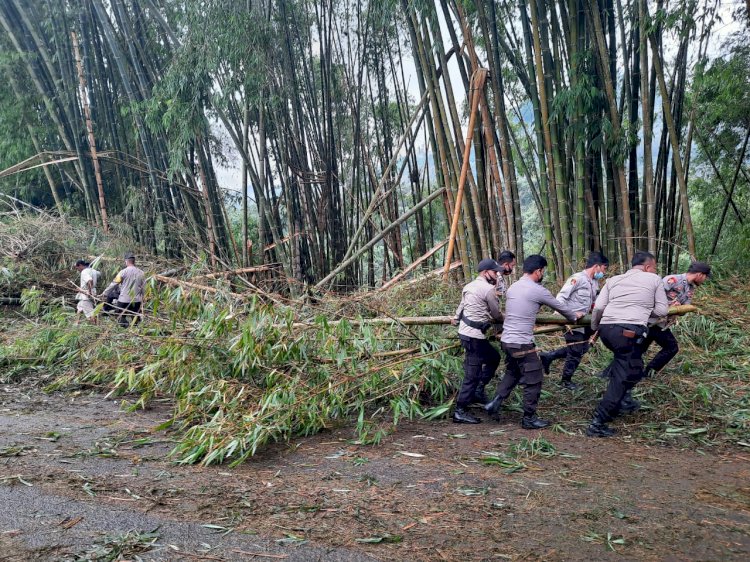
top-left (539, 252), bottom-right (609, 390)
top-left (464, 250), bottom-right (519, 407)
top-left (451, 259), bottom-right (505, 424)
top-left (485, 255), bottom-right (582, 429)
top-left (495, 250), bottom-right (517, 301)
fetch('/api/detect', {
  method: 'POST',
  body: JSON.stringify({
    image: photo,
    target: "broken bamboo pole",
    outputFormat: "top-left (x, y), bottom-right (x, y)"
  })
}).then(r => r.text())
top-left (71, 31), bottom-right (108, 233)
top-left (378, 239), bottom-right (448, 291)
top-left (443, 69), bottom-right (487, 280)
top-left (154, 274), bottom-right (243, 298)
top-left (286, 305), bottom-right (697, 330)
top-left (194, 264), bottom-right (281, 280)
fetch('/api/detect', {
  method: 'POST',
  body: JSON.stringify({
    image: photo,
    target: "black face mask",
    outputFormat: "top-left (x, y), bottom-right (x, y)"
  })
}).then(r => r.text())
top-left (485, 273), bottom-right (497, 285)
top-left (503, 266), bottom-right (512, 275)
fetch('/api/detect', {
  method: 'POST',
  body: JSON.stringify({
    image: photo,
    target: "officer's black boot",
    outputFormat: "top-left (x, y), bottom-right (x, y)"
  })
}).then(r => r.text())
top-left (586, 414), bottom-right (616, 437)
top-left (619, 390), bottom-right (641, 414)
top-left (452, 407), bottom-right (481, 424)
top-left (471, 383), bottom-right (489, 405)
top-left (484, 394), bottom-right (504, 416)
top-left (521, 415), bottom-right (551, 430)
top-left (540, 352), bottom-right (553, 375)
top-left (559, 378), bottom-right (580, 391)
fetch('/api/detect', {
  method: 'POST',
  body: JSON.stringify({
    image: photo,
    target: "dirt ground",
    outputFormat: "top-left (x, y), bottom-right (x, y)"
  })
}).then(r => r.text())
top-left (1, 379), bottom-right (749, 562)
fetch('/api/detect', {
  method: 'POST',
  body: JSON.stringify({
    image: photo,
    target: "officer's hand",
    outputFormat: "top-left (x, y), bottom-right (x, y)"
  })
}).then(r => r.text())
top-left (575, 311), bottom-right (585, 320)
top-left (451, 318), bottom-right (458, 326)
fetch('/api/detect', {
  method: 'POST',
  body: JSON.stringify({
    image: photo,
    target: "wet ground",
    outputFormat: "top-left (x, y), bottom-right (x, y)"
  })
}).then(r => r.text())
top-left (1, 381), bottom-right (749, 561)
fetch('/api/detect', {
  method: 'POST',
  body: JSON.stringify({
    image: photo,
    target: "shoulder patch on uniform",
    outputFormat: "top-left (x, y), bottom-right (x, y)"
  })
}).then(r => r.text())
top-left (667, 276), bottom-right (677, 284)
top-left (569, 277), bottom-right (577, 285)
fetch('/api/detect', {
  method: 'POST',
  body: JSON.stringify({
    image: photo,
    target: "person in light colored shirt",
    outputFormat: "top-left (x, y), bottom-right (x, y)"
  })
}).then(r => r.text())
top-left (450, 259), bottom-right (505, 424)
top-left (74, 259), bottom-right (100, 323)
top-left (484, 255), bottom-right (581, 430)
top-left (539, 252), bottom-right (609, 390)
top-left (586, 251), bottom-right (669, 437)
top-left (640, 261), bottom-right (711, 377)
top-left (494, 250), bottom-right (517, 302)
top-left (103, 252), bottom-right (146, 327)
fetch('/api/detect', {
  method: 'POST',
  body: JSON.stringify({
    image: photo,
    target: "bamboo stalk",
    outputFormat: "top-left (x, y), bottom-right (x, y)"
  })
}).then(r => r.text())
top-left (71, 31), bottom-right (108, 233)
top-left (316, 187), bottom-right (446, 289)
top-left (193, 264), bottom-right (281, 280)
top-left (286, 305), bottom-right (697, 330)
top-left (378, 239), bottom-right (448, 292)
top-left (154, 275), bottom-right (242, 298)
top-left (443, 69), bottom-right (487, 279)
top-left (648, 30), bottom-right (696, 259)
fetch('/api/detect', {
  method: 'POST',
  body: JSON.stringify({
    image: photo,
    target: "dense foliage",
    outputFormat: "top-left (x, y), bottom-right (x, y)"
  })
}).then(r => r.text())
top-left (0, 1), bottom-right (747, 290)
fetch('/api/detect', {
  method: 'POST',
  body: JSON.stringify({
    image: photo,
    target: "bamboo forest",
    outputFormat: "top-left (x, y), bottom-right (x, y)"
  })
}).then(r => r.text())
top-left (0, 1), bottom-right (748, 560)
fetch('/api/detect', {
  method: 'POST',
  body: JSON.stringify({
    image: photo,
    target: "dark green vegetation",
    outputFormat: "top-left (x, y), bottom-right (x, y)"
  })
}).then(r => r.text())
top-left (0, 1), bottom-right (748, 290)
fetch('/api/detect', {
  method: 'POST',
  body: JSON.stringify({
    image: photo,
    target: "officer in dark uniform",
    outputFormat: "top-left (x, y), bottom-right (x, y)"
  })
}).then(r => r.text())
top-left (587, 251), bottom-right (669, 437)
top-left (451, 259), bottom-right (505, 424)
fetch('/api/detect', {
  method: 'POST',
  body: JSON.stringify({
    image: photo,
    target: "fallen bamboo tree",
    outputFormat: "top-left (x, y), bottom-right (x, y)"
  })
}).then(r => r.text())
top-left (286, 305), bottom-right (698, 330)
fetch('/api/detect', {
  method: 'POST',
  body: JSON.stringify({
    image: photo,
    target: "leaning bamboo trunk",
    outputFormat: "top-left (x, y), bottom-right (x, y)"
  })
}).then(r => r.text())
top-left (648, 32), bottom-right (696, 260)
top-left (71, 31), bottom-right (108, 233)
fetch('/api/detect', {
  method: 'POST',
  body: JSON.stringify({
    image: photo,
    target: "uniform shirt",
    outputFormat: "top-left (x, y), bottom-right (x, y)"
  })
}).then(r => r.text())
top-left (454, 275), bottom-right (503, 340)
top-left (663, 273), bottom-right (694, 305)
top-left (104, 265), bottom-right (146, 303)
top-left (76, 267), bottom-right (100, 301)
top-left (557, 271), bottom-right (597, 314)
top-left (501, 276), bottom-right (578, 345)
top-left (494, 275), bottom-right (508, 301)
top-left (594, 268), bottom-right (669, 327)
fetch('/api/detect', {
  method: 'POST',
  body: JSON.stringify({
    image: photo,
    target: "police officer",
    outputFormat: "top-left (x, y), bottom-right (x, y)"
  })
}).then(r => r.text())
top-left (640, 261), bottom-right (711, 378)
top-left (467, 250), bottom-right (518, 406)
top-left (485, 255), bottom-right (582, 429)
top-left (451, 259), bottom-right (505, 424)
top-left (539, 252), bottom-right (609, 390)
top-left (495, 250), bottom-right (517, 301)
top-left (587, 251), bottom-right (669, 437)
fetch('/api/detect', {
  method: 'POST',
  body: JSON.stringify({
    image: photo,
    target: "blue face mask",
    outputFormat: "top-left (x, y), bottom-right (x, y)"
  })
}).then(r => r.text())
top-left (594, 271), bottom-right (604, 280)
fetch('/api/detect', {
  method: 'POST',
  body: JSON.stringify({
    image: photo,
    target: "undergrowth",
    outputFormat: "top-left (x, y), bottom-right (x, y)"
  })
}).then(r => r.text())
top-left (1, 280), bottom-right (461, 466)
top-left (2, 274), bottom-right (748, 466)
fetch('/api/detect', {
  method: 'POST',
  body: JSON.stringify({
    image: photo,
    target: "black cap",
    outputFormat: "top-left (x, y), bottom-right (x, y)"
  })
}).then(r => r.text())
top-left (477, 258), bottom-right (503, 273)
top-left (124, 252), bottom-right (135, 260)
top-left (74, 259), bottom-right (89, 268)
top-left (688, 261), bottom-right (711, 276)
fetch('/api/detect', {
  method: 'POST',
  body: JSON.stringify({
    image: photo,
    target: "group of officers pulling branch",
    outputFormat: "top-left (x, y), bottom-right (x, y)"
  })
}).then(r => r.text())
top-left (452, 250), bottom-right (710, 437)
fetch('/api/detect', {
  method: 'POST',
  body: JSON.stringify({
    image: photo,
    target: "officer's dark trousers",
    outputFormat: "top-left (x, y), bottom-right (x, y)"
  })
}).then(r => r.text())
top-left (458, 336), bottom-right (500, 408)
top-left (545, 328), bottom-right (592, 381)
top-left (595, 324), bottom-right (647, 422)
top-left (494, 343), bottom-right (544, 417)
top-left (116, 301), bottom-right (142, 328)
top-left (642, 326), bottom-right (679, 373)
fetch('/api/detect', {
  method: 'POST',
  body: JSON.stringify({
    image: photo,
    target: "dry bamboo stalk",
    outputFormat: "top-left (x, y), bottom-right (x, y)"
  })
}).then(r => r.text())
top-left (286, 305), bottom-right (697, 330)
top-left (154, 274), bottom-right (243, 298)
top-left (378, 239), bottom-right (448, 291)
top-left (443, 69), bottom-right (487, 280)
top-left (194, 264), bottom-right (281, 280)
top-left (71, 31), bottom-right (108, 233)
